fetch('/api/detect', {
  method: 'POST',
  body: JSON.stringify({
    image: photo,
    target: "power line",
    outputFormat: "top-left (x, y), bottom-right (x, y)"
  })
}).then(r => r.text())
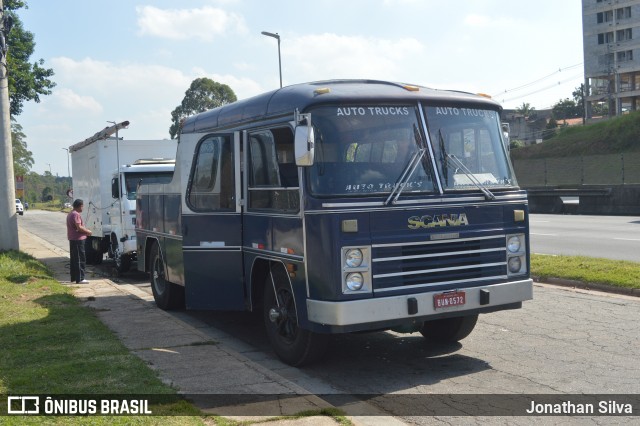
top-left (492, 63), bottom-right (583, 98)
top-left (499, 73), bottom-right (584, 104)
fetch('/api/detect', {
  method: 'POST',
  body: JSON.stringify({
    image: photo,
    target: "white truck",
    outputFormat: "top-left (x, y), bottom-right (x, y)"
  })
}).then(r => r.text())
top-left (69, 121), bottom-right (176, 273)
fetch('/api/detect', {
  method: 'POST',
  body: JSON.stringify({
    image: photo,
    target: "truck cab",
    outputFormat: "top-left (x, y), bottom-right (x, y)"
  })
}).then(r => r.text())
top-left (105, 159), bottom-right (175, 273)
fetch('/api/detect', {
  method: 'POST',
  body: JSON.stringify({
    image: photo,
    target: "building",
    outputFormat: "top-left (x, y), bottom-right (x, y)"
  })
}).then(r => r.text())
top-left (583, 0), bottom-right (640, 119)
top-left (502, 109), bottom-right (553, 145)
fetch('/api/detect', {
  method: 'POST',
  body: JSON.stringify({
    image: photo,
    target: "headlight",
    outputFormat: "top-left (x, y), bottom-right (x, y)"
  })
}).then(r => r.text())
top-left (508, 256), bottom-right (522, 273)
top-left (345, 249), bottom-right (363, 268)
top-left (346, 273), bottom-right (364, 291)
top-left (507, 235), bottom-right (521, 253)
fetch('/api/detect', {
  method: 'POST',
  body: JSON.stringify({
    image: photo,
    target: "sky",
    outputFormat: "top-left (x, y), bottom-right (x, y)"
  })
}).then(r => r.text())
top-left (17, 0), bottom-right (584, 176)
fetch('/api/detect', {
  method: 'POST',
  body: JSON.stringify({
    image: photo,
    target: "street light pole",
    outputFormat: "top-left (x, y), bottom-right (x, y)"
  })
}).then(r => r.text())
top-left (62, 148), bottom-right (70, 177)
top-left (261, 31), bottom-right (282, 88)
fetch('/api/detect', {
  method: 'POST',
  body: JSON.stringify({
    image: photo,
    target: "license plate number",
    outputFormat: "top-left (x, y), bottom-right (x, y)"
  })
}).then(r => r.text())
top-left (434, 291), bottom-right (466, 309)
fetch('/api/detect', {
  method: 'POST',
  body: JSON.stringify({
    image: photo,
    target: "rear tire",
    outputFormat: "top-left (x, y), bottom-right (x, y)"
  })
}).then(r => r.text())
top-left (149, 242), bottom-right (184, 310)
top-left (420, 314), bottom-right (478, 343)
top-left (263, 265), bottom-right (328, 366)
top-left (85, 238), bottom-right (103, 265)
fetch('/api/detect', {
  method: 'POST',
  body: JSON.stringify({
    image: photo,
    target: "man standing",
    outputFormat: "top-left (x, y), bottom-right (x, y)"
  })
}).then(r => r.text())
top-left (67, 199), bottom-right (92, 283)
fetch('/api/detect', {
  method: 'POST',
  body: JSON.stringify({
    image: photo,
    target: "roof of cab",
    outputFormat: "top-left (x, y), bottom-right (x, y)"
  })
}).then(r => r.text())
top-left (181, 79), bottom-right (501, 134)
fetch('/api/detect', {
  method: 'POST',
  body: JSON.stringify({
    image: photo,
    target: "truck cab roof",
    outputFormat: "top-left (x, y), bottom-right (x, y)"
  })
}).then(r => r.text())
top-left (181, 79), bottom-right (501, 134)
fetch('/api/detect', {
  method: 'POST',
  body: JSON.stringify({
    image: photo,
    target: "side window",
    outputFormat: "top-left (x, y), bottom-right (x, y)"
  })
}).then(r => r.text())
top-left (248, 127), bottom-right (299, 212)
top-left (188, 135), bottom-right (234, 211)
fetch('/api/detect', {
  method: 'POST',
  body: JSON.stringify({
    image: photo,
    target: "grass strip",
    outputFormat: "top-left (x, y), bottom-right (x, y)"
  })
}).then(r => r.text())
top-left (0, 250), bottom-right (203, 424)
top-left (0, 250), bottom-right (351, 425)
top-left (531, 253), bottom-right (640, 289)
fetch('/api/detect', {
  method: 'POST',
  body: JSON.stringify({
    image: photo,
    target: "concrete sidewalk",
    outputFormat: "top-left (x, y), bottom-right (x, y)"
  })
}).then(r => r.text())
top-left (17, 227), bottom-right (405, 426)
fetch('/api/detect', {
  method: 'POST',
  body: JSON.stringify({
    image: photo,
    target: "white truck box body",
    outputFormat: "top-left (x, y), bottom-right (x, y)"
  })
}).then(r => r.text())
top-left (70, 138), bottom-right (176, 271)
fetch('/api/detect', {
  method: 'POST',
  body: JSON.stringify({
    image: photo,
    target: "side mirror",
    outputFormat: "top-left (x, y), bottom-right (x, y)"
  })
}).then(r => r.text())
top-left (111, 177), bottom-right (120, 199)
top-left (294, 112), bottom-right (315, 166)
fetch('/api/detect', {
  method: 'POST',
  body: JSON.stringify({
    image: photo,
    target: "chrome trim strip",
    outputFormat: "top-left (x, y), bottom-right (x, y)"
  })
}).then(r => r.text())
top-left (249, 187), bottom-right (300, 191)
top-left (373, 234), bottom-right (504, 248)
top-left (373, 247), bottom-right (506, 262)
top-left (306, 279), bottom-right (533, 326)
top-left (373, 261), bottom-right (506, 279)
top-left (183, 245), bottom-right (242, 252)
top-left (244, 247), bottom-right (304, 262)
top-left (242, 130), bottom-right (248, 214)
top-left (244, 212), bottom-right (301, 218)
top-left (320, 194), bottom-right (527, 208)
top-left (181, 212), bottom-right (241, 217)
top-left (234, 131), bottom-right (242, 214)
top-left (137, 230), bottom-right (183, 241)
top-left (374, 274), bottom-right (507, 293)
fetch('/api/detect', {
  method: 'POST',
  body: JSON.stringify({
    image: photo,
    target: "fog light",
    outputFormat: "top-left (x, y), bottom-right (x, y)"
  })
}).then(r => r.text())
top-left (346, 272), bottom-right (364, 291)
top-left (508, 256), bottom-right (522, 273)
top-left (345, 249), bottom-right (363, 268)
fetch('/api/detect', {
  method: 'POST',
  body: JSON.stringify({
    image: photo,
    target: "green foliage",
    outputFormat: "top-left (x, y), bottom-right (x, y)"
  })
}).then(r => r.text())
top-left (509, 139), bottom-right (525, 149)
top-left (0, 251), bottom-right (204, 422)
top-left (542, 117), bottom-right (558, 140)
top-left (572, 84), bottom-right (584, 114)
top-left (510, 110), bottom-right (640, 159)
top-left (516, 102), bottom-right (536, 119)
top-left (5, 3), bottom-right (56, 116)
top-left (21, 172), bottom-right (71, 204)
top-left (169, 78), bottom-right (237, 138)
top-left (551, 98), bottom-right (581, 120)
top-left (11, 121), bottom-right (33, 176)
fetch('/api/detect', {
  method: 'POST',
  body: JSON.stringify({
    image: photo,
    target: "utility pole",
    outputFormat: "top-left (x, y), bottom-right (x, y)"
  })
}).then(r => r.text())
top-left (0, 0), bottom-right (19, 250)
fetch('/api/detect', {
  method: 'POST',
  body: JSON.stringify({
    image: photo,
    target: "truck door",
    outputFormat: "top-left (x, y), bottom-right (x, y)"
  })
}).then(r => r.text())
top-left (182, 133), bottom-right (244, 310)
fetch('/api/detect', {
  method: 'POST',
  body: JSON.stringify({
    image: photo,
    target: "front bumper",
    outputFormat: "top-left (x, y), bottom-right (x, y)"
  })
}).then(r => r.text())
top-left (307, 279), bottom-right (533, 327)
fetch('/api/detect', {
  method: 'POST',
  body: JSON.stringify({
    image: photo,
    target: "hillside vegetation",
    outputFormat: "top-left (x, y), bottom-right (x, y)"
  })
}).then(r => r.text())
top-left (510, 111), bottom-right (640, 160)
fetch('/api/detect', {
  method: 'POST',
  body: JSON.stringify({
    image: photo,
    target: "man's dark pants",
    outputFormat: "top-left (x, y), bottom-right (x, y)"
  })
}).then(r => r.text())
top-left (69, 239), bottom-right (86, 283)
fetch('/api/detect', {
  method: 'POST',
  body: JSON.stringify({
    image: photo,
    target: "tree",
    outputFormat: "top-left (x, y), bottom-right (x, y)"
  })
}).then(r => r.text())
top-left (572, 84), bottom-right (584, 113)
top-left (552, 98), bottom-right (581, 120)
top-left (516, 102), bottom-right (536, 119)
top-left (11, 121), bottom-right (32, 176)
top-left (542, 117), bottom-right (558, 140)
top-left (5, 1), bottom-right (56, 116)
top-left (169, 78), bottom-right (236, 138)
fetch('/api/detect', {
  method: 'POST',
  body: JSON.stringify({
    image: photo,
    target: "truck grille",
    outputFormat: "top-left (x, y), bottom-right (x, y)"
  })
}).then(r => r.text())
top-left (371, 235), bottom-right (507, 294)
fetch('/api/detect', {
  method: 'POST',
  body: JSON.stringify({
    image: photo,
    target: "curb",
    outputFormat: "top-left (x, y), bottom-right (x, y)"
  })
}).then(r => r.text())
top-left (533, 275), bottom-right (640, 298)
top-left (17, 227), bottom-right (405, 426)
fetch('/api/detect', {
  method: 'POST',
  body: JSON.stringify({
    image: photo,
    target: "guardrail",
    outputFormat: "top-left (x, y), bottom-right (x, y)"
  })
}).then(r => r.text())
top-left (512, 152), bottom-right (640, 187)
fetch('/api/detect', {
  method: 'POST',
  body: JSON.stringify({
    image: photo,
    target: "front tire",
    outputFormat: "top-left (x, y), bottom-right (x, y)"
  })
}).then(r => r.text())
top-left (149, 242), bottom-right (184, 310)
top-left (263, 265), bottom-right (328, 366)
top-left (420, 314), bottom-right (478, 343)
top-left (115, 251), bottom-right (131, 274)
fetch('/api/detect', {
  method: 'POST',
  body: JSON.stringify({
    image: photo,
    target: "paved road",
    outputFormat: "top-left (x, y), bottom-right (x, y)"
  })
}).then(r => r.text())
top-left (19, 210), bottom-right (640, 423)
top-left (530, 214), bottom-right (640, 262)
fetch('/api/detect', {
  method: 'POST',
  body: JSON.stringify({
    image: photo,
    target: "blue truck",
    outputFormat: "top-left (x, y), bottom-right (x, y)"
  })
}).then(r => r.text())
top-left (136, 80), bottom-right (532, 366)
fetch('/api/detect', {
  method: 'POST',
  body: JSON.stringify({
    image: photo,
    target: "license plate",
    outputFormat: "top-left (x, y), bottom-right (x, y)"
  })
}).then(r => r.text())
top-left (433, 291), bottom-right (466, 309)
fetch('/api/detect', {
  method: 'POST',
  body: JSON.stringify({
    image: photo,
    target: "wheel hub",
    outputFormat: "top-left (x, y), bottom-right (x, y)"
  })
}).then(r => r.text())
top-left (269, 307), bottom-right (282, 323)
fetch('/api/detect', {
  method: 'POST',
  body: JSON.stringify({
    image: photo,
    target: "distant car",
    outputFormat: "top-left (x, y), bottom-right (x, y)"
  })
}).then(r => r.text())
top-left (15, 199), bottom-right (24, 215)
top-left (64, 202), bottom-right (72, 208)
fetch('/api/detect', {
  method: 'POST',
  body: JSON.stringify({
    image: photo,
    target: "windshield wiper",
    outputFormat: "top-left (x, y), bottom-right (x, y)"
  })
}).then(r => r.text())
top-left (385, 125), bottom-right (425, 205)
top-left (446, 153), bottom-right (496, 200)
top-left (438, 130), bottom-right (495, 201)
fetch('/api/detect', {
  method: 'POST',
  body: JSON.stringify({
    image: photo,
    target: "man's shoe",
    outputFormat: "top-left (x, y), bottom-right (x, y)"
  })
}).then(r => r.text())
top-left (78, 279), bottom-right (89, 284)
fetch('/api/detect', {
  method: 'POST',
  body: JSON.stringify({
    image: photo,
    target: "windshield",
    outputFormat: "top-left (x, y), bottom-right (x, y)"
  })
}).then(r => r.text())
top-left (308, 105), bottom-right (437, 197)
top-left (125, 171), bottom-right (173, 200)
top-left (425, 105), bottom-right (516, 191)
